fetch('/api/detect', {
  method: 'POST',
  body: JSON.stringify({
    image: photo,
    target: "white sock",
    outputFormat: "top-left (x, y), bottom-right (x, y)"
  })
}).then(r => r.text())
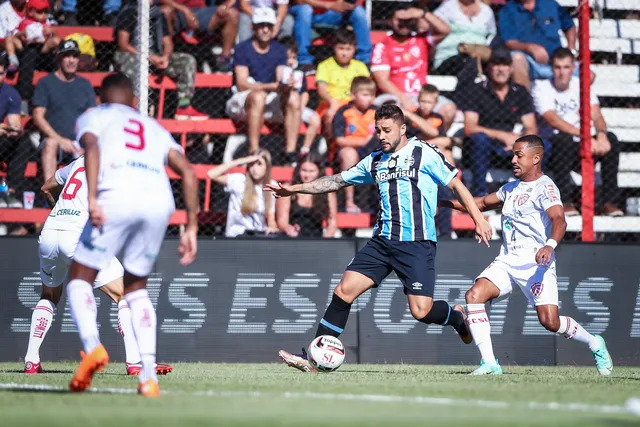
top-left (67, 279), bottom-right (101, 353)
top-left (24, 299), bottom-right (55, 363)
top-left (466, 304), bottom-right (497, 365)
top-left (118, 300), bottom-right (142, 364)
top-left (125, 289), bottom-right (157, 382)
top-left (557, 316), bottom-right (600, 351)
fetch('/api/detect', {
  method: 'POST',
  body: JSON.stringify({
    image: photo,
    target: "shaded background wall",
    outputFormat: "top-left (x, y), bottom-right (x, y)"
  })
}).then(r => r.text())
top-left (1, 238), bottom-right (639, 366)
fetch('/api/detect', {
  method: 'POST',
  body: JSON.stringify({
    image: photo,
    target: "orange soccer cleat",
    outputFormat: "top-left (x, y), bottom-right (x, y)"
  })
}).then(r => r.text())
top-left (137, 379), bottom-right (160, 397)
top-left (69, 344), bottom-right (109, 392)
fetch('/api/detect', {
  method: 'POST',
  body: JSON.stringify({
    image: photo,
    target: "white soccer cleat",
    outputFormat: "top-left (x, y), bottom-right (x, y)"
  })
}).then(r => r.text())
top-left (591, 335), bottom-right (613, 376)
top-left (278, 348), bottom-right (317, 373)
top-left (470, 359), bottom-right (503, 375)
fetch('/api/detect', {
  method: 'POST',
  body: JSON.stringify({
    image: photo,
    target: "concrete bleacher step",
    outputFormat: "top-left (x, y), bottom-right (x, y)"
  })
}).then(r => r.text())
top-left (591, 64), bottom-right (639, 81)
top-left (558, 0), bottom-right (640, 9)
top-left (601, 108), bottom-right (640, 128)
top-left (575, 19), bottom-right (640, 39)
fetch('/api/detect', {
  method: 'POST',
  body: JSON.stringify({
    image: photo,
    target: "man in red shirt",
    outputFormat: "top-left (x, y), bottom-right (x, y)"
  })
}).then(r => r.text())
top-left (371, 4), bottom-right (456, 130)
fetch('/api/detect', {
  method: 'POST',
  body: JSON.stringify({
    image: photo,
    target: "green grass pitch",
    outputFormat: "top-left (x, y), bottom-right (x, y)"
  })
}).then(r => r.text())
top-left (1, 362), bottom-right (639, 426)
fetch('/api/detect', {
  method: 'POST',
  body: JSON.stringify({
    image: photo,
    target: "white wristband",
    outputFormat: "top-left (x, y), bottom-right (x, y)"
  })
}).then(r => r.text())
top-left (545, 239), bottom-right (558, 249)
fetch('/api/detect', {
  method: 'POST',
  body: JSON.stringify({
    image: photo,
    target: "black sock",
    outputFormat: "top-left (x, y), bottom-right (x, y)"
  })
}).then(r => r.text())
top-left (418, 300), bottom-right (462, 329)
top-left (315, 293), bottom-right (352, 338)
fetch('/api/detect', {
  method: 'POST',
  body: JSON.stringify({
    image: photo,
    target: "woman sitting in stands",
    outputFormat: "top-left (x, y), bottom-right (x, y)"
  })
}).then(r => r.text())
top-left (276, 153), bottom-right (337, 238)
top-left (207, 149), bottom-right (279, 237)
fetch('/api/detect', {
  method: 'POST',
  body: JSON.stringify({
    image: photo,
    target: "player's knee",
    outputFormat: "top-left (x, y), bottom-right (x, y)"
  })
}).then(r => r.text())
top-left (333, 285), bottom-right (356, 304)
top-left (40, 285), bottom-right (62, 305)
top-left (465, 287), bottom-right (484, 304)
top-left (409, 304), bottom-right (430, 320)
top-left (538, 314), bottom-right (559, 332)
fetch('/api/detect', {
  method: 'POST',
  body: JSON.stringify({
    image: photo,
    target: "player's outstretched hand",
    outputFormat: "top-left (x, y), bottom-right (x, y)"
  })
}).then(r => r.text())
top-left (536, 245), bottom-right (554, 265)
top-left (263, 182), bottom-right (295, 199)
top-left (179, 227), bottom-right (198, 266)
top-left (88, 199), bottom-right (105, 228)
top-left (475, 218), bottom-right (492, 247)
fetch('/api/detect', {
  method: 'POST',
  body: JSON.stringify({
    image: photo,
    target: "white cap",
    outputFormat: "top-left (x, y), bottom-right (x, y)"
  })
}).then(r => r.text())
top-left (252, 7), bottom-right (277, 25)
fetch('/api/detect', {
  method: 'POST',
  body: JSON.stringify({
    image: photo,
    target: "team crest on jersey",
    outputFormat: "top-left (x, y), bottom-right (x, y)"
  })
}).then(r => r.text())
top-left (531, 282), bottom-right (544, 297)
top-left (388, 157), bottom-right (398, 169)
top-left (517, 194), bottom-right (530, 206)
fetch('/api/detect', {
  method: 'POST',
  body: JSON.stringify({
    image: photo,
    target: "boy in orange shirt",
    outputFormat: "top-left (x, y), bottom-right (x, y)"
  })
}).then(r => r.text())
top-left (332, 76), bottom-right (377, 213)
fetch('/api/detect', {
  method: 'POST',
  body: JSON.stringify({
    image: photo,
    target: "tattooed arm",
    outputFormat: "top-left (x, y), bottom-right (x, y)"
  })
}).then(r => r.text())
top-left (264, 174), bottom-right (350, 198)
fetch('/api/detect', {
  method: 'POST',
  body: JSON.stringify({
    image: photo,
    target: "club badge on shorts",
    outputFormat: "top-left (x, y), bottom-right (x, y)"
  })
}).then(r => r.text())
top-left (531, 282), bottom-right (544, 297)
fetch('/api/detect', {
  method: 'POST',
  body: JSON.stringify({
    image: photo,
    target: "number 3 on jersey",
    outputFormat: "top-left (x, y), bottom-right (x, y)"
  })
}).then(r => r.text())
top-left (62, 167), bottom-right (85, 200)
top-left (124, 119), bottom-right (145, 150)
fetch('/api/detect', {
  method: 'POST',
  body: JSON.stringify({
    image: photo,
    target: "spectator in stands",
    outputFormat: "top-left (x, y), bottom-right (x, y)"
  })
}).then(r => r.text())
top-left (0, 52), bottom-right (26, 208)
top-left (0, 0), bottom-right (26, 44)
top-left (61, 0), bottom-right (121, 26)
top-left (238, 0), bottom-right (293, 42)
top-left (404, 83), bottom-right (454, 165)
top-left (371, 4), bottom-right (457, 130)
top-left (207, 149), bottom-right (279, 237)
top-left (459, 48), bottom-right (538, 196)
top-left (114, 0), bottom-right (208, 120)
top-left (225, 8), bottom-right (301, 164)
top-left (5, 0), bottom-right (60, 74)
top-left (315, 27), bottom-right (369, 138)
top-left (431, 0), bottom-right (496, 77)
top-left (332, 76), bottom-right (377, 213)
top-left (532, 48), bottom-right (623, 217)
top-left (171, 0), bottom-right (238, 71)
top-left (276, 152), bottom-right (337, 237)
top-left (498, 0), bottom-right (576, 90)
top-left (288, 0), bottom-right (372, 69)
top-left (33, 40), bottom-right (94, 182)
top-left (280, 36), bottom-right (321, 157)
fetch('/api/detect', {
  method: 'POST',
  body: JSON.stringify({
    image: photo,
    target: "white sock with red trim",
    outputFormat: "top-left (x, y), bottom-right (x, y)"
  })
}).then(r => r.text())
top-left (466, 303), bottom-right (497, 365)
top-left (125, 289), bottom-right (157, 382)
top-left (118, 300), bottom-right (141, 364)
top-left (556, 316), bottom-right (600, 351)
top-left (67, 279), bottom-right (101, 353)
top-left (24, 299), bottom-right (55, 364)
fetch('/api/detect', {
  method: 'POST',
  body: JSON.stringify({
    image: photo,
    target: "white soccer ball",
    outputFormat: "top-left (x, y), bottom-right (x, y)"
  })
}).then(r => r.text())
top-left (307, 335), bottom-right (345, 372)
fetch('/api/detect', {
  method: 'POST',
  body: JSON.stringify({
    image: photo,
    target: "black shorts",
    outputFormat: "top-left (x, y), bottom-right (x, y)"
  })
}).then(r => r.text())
top-left (346, 236), bottom-right (436, 297)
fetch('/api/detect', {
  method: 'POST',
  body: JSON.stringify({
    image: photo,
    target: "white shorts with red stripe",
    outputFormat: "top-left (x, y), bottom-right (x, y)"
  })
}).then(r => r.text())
top-left (476, 254), bottom-right (558, 307)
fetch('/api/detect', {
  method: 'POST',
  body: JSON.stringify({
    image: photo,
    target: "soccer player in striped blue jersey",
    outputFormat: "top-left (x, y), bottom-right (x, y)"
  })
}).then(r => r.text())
top-left (266, 104), bottom-right (492, 372)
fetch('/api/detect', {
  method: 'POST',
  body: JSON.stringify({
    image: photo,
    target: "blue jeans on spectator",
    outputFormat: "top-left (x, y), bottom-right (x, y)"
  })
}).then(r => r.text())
top-left (63, 0), bottom-right (121, 15)
top-left (512, 51), bottom-right (580, 80)
top-left (288, 4), bottom-right (372, 65)
top-left (469, 132), bottom-right (552, 196)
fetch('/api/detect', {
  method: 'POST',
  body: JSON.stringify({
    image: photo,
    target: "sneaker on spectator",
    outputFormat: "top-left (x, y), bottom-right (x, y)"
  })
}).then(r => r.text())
top-left (215, 56), bottom-right (233, 73)
top-left (175, 105), bottom-right (209, 121)
top-left (180, 30), bottom-right (198, 45)
top-left (601, 202), bottom-right (623, 217)
top-left (6, 195), bottom-right (22, 208)
top-left (0, 224), bottom-right (6, 235)
top-left (564, 203), bottom-right (580, 217)
top-left (7, 63), bottom-right (18, 75)
top-left (0, 198), bottom-right (7, 208)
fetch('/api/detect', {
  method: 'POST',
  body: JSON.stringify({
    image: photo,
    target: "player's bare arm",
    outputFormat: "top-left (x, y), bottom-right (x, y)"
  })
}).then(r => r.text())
top-left (446, 177), bottom-right (492, 247)
top-left (80, 132), bottom-right (105, 227)
top-left (439, 192), bottom-right (504, 213)
top-left (264, 174), bottom-right (350, 198)
top-left (536, 204), bottom-right (567, 265)
top-left (168, 149), bottom-right (199, 266)
top-left (41, 175), bottom-right (63, 206)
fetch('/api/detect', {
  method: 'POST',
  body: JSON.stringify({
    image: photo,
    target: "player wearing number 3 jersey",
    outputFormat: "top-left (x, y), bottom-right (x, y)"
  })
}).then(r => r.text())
top-left (66, 73), bottom-right (199, 397)
top-left (441, 135), bottom-right (613, 376)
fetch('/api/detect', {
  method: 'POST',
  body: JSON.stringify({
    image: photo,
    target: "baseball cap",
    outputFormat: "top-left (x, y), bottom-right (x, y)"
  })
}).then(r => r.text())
top-left (57, 39), bottom-right (81, 56)
top-left (27, 0), bottom-right (50, 10)
top-left (488, 48), bottom-right (513, 65)
top-left (252, 7), bottom-right (276, 26)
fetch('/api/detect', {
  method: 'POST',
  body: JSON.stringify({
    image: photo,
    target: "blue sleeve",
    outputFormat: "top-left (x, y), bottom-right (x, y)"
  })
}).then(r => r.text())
top-left (32, 79), bottom-right (47, 107)
top-left (498, 5), bottom-right (517, 42)
top-left (421, 145), bottom-right (458, 186)
top-left (557, 2), bottom-right (574, 31)
top-left (277, 44), bottom-right (288, 67)
top-left (233, 43), bottom-right (249, 67)
top-left (340, 155), bottom-right (374, 185)
top-left (85, 81), bottom-right (96, 109)
top-left (7, 86), bottom-right (21, 115)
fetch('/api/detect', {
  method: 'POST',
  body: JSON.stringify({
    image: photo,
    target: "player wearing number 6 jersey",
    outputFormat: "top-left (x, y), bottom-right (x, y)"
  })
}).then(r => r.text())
top-left (66, 73), bottom-right (199, 397)
top-left (25, 157), bottom-right (172, 376)
top-left (440, 135), bottom-right (613, 376)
